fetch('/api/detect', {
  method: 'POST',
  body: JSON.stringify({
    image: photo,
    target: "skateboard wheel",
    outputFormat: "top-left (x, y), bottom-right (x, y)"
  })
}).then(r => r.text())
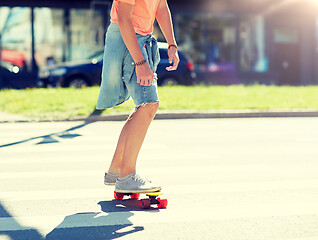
top-left (114, 191), bottom-right (124, 200)
top-left (140, 199), bottom-right (151, 209)
top-left (157, 199), bottom-right (168, 209)
top-left (131, 193), bottom-right (140, 199)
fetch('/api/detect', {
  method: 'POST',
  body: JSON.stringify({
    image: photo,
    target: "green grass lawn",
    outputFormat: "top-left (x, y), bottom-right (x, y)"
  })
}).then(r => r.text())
top-left (1, 85), bottom-right (318, 119)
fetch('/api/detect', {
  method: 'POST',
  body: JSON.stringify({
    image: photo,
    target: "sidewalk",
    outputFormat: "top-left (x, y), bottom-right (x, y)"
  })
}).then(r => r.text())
top-left (0, 111), bottom-right (29, 122)
top-left (1, 109), bottom-right (318, 123)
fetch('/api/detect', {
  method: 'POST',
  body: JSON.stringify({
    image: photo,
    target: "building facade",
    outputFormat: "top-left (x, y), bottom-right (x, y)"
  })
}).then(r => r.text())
top-left (166, 0), bottom-right (318, 85)
top-left (1, 0), bottom-right (318, 86)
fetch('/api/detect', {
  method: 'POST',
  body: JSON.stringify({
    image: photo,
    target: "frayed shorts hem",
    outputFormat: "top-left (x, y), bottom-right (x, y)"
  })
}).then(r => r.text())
top-left (127, 100), bottom-right (160, 120)
top-left (135, 100), bottom-right (160, 110)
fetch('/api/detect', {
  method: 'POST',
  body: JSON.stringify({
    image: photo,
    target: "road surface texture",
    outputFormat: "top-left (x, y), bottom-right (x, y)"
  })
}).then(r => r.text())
top-left (0, 118), bottom-right (318, 240)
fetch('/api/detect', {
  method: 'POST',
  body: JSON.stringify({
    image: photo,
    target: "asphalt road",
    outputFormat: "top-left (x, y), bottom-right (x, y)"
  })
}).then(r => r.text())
top-left (0, 118), bottom-right (318, 240)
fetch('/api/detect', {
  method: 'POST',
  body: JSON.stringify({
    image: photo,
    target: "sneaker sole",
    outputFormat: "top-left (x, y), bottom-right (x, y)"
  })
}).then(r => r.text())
top-left (104, 182), bottom-right (116, 186)
top-left (115, 186), bottom-right (161, 194)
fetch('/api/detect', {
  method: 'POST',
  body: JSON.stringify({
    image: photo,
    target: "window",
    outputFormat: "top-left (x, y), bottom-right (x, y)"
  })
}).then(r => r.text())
top-left (174, 13), bottom-right (236, 72)
top-left (69, 9), bottom-right (105, 61)
top-left (274, 27), bottom-right (298, 44)
top-left (0, 7), bottom-right (32, 72)
top-left (33, 8), bottom-right (63, 68)
top-left (34, 8), bottom-right (105, 67)
top-left (239, 15), bottom-right (268, 73)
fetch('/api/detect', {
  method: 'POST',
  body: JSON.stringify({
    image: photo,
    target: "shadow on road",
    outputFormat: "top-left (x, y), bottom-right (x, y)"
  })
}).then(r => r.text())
top-left (0, 201), bottom-right (44, 240)
top-left (45, 213), bottom-right (143, 240)
top-left (0, 199), bottom-right (150, 240)
top-left (98, 199), bottom-right (160, 213)
top-left (0, 121), bottom-right (94, 149)
top-left (45, 200), bottom-right (150, 240)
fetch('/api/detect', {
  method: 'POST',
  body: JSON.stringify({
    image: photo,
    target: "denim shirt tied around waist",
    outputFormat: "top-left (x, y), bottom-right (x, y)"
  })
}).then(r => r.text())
top-left (96, 25), bottom-right (160, 110)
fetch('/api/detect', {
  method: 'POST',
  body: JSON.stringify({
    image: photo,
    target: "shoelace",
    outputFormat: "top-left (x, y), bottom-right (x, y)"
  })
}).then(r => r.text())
top-left (134, 174), bottom-right (151, 184)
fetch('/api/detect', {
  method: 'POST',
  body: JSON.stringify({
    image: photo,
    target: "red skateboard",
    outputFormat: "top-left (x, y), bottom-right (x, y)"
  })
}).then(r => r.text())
top-left (114, 191), bottom-right (168, 209)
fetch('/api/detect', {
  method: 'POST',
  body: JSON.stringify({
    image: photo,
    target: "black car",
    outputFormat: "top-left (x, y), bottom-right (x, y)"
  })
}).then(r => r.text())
top-left (38, 52), bottom-right (103, 88)
top-left (38, 45), bottom-right (196, 88)
top-left (0, 61), bottom-right (38, 89)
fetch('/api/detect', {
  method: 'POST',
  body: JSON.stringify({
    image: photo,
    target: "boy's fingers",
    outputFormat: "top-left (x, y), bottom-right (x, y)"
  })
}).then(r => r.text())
top-left (172, 58), bottom-right (179, 70)
top-left (141, 79), bottom-right (148, 86)
top-left (166, 62), bottom-right (178, 71)
top-left (146, 79), bottom-right (152, 86)
top-left (166, 54), bottom-right (179, 71)
top-left (140, 78), bottom-right (154, 86)
top-left (137, 68), bottom-right (154, 85)
top-left (145, 74), bottom-right (154, 86)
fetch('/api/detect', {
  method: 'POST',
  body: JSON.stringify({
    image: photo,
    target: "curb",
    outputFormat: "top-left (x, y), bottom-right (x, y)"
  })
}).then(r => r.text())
top-left (1, 109), bottom-right (318, 123)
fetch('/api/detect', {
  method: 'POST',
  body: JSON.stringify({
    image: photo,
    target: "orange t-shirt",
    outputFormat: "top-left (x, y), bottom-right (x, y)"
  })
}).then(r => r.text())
top-left (110, 0), bottom-right (161, 36)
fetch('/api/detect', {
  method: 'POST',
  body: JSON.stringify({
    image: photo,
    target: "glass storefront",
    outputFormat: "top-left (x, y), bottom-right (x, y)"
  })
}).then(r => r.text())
top-left (1, 5), bottom-right (275, 87)
top-left (156, 12), bottom-right (269, 75)
top-left (1, 1), bottom-right (318, 87)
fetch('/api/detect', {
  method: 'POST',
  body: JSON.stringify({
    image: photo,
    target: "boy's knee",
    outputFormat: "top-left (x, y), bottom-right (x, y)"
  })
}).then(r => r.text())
top-left (138, 102), bottom-right (159, 118)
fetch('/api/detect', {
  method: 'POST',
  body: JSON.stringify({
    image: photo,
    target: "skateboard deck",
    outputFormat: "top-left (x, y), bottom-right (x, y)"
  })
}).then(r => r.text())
top-left (114, 191), bottom-right (168, 209)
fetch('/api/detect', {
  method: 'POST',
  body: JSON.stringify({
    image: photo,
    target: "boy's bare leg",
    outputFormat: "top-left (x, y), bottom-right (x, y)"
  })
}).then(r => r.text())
top-left (107, 102), bottom-right (159, 177)
top-left (107, 118), bottom-right (130, 173)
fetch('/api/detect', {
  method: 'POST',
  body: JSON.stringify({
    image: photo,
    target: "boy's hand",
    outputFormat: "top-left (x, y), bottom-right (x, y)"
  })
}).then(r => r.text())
top-left (166, 47), bottom-right (179, 71)
top-left (136, 63), bottom-right (155, 86)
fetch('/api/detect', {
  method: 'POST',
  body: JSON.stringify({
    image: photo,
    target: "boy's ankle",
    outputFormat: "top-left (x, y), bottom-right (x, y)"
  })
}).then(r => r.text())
top-left (107, 170), bottom-right (120, 175)
top-left (119, 170), bottom-right (135, 178)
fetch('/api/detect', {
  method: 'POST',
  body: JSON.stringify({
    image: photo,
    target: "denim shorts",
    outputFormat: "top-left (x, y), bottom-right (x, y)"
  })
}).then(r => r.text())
top-left (99, 22), bottom-right (160, 109)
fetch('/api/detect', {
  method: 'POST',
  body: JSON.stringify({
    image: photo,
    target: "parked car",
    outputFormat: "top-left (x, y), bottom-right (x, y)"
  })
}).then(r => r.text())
top-left (0, 61), bottom-right (33, 89)
top-left (0, 62), bottom-right (11, 89)
top-left (0, 60), bottom-right (38, 89)
top-left (1, 49), bottom-right (27, 68)
top-left (38, 52), bottom-right (103, 88)
top-left (38, 44), bottom-right (196, 88)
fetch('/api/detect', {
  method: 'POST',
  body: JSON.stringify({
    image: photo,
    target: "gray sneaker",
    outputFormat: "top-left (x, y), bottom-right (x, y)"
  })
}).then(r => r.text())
top-left (104, 171), bottom-right (120, 185)
top-left (115, 172), bottom-right (161, 193)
